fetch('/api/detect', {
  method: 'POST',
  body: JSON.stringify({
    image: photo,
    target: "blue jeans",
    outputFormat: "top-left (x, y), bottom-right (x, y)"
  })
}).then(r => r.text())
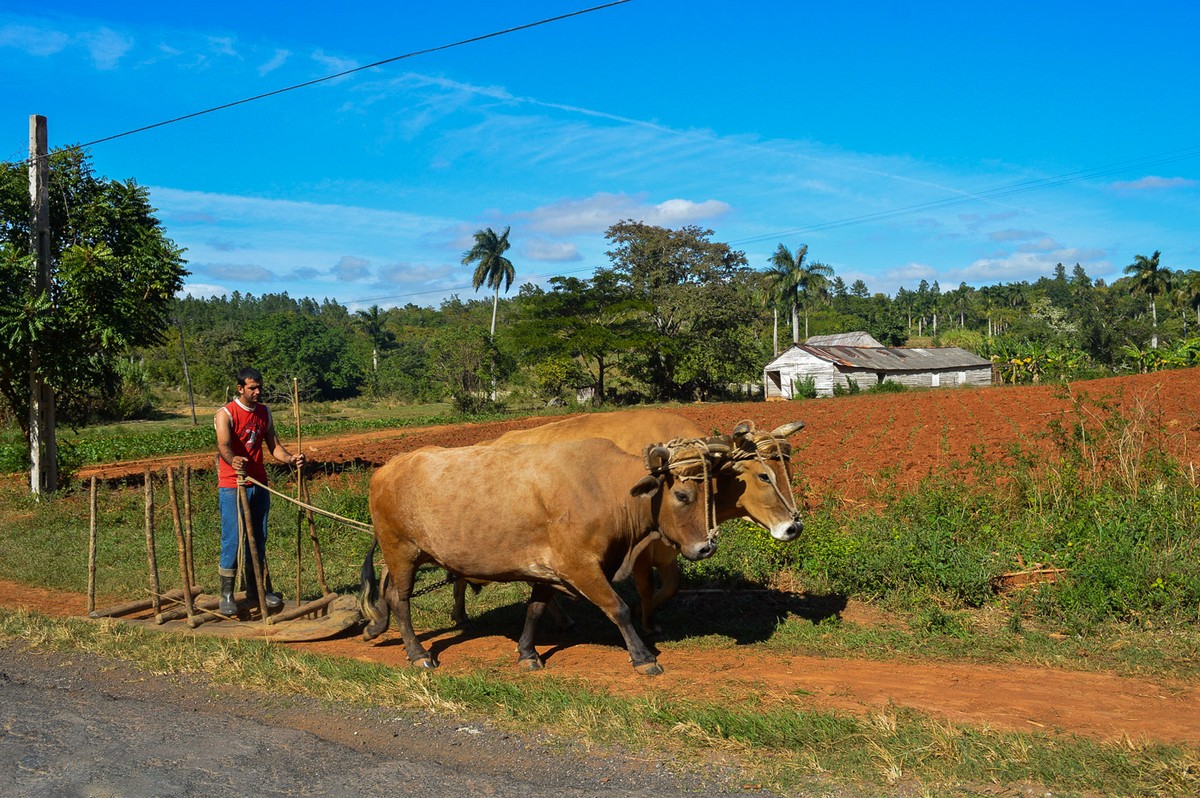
top-left (218, 485), bottom-right (270, 577)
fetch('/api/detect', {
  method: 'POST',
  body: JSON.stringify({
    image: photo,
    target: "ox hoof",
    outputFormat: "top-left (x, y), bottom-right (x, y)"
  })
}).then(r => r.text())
top-left (633, 660), bottom-right (663, 676)
top-left (517, 656), bottom-right (544, 671)
top-left (411, 656), bottom-right (438, 670)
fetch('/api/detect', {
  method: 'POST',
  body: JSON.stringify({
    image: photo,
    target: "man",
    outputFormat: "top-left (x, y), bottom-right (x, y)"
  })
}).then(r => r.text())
top-left (215, 367), bottom-right (305, 616)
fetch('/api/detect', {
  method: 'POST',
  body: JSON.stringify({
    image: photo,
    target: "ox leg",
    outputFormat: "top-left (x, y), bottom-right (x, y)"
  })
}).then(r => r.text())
top-left (649, 556), bottom-right (682, 629)
top-left (389, 559), bottom-right (437, 669)
top-left (569, 571), bottom-right (662, 676)
top-left (451, 577), bottom-right (469, 626)
top-left (631, 548), bottom-right (660, 635)
top-left (515, 583), bottom-right (554, 670)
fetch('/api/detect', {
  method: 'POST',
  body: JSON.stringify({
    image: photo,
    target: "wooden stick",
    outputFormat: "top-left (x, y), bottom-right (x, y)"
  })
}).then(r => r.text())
top-left (238, 478), bottom-right (269, 619)
top-left (144, 470), bottom-right (161, 615)
top-left (166, 468), bottom-right (195, 625)
top-left (268, 591), bottom-right (337, 624)
top-left (293, 377), bottom-right (302, 607)
top-left (87, 476), bottom-right (97, 615)
top-left (90, 586), bottom-right (199, 619)
top-left (183, 464), bottom-right (196, 589)
top-left (302, 478), bottom-right (331, 595)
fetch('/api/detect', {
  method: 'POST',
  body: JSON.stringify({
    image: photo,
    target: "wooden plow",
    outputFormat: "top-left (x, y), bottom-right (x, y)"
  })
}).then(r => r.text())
top-left (85, 463), bottom-right (372, 643)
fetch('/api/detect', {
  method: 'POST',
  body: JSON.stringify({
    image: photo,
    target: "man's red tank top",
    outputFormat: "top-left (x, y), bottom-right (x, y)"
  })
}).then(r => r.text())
top-left (217, 400), bottom-right (271, 488)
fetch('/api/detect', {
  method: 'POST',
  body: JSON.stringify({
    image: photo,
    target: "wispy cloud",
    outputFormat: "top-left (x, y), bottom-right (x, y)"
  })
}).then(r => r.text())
top-left (258, 48), bottom-right (289, 75)
top-left (0, 23), bottom-right (70, 56)
top-left (1109, 175), bottom-right (1197, 191)
top-left (518, 193), bottom-right (730, 236)
top-left (205, 263), bottom-right (276, 282)
top-left (331, 255), bottom-right (371, 282)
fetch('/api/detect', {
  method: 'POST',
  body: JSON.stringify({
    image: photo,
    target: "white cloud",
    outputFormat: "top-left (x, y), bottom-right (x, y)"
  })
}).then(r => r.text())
top-left (178, 282), bottom-right (230, 300)
top-left (258, 48), bottom-right (289, 76)
top-left (331, 255), bottom-right (371, 282)
top-left (311, 48), bottom-right (357, 78)
top-left (0, 24), bottom-right (70, 56)
top-left (78, 27), bottom-right (133, 69)
top-left (520, 193), bottom-right (730, 236)
top-left (1109, 176), bottom-right (1197, 191)
top-left (524, 238), bottom-right (582, 263)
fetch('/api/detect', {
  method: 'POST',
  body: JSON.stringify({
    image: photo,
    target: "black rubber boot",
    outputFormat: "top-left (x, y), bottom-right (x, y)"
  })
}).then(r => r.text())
top-left (218, 574), bottom-right (237, 616)
top-left (246, 569), bottom-right (283, 610)
top-left (263, 575), bottom-right (284, 610)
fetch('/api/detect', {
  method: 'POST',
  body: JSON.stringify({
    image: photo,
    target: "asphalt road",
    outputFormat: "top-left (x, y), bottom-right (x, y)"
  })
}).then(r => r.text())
top-left (0, 641), bottom-right (783, 798)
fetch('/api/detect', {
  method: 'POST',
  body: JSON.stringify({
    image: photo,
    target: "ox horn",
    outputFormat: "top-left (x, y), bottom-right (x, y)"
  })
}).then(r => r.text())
top-left (770, 420), bottom-right (805, 437)
top-left (643, 444), bottom-right (671, 475)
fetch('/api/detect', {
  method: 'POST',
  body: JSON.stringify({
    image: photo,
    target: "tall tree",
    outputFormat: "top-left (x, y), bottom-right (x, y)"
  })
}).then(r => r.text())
top-left (463, 226), bottom-right (515, 400)
top-left (767, 243), bottom-right (834, 341)
top-left (353, 304), bottom-right (395, 384)
top-left (604, 221), bottom-right (749, 400)
top-left (464, 226), bottom-right (516, 340)
top-left (1124, 250), bottom-right (1170, 349)
top-left (0, 147), bottom-right (187, 490)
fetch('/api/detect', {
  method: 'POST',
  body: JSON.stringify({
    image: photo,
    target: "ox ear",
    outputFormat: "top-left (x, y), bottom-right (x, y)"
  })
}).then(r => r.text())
top-left (630, 475), bottom-right (662, 498)
top-left (732, 419), bottom-right (755, 442)
top-left (770, 420), bottom-right (805, 437)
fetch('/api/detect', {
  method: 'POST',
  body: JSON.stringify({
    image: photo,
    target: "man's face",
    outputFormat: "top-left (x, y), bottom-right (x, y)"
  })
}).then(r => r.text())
top-left (237, 378), bottom-right (263, 407)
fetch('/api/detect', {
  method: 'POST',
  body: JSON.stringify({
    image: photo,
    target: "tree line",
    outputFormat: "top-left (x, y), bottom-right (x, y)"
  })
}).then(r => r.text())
top-left (3, 148), bottom-right (1199, 436)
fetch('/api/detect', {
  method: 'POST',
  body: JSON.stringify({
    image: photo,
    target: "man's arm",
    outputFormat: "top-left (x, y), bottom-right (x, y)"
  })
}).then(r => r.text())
top-left (214, 408), bottom-right (247, 472)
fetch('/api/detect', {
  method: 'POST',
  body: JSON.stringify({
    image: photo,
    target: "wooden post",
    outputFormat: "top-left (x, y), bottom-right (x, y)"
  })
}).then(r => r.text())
top-left (87, 476), bottom-right (97, 614)
top-left (237, 477), bottom-right (268, 619)
top-left (144, 470), bottom-right (161, 615)
top-left (164, 468), bottom-right (195, 625)
top-left (182, 465), bottom-right (195, 588)
top-left (302, 478), bottom-right (330, 596)
top-left (28, 114), bottom-right (57, 494)
top-left (293, 377), bottom-right (302, 605)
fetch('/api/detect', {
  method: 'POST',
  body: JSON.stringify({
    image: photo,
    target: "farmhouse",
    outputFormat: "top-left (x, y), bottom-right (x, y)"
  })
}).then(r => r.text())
top-left (763, 332), bottom-right (993, 399)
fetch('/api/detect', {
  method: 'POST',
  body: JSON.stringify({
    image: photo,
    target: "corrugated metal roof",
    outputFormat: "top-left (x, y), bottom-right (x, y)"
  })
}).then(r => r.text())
top-left (800, 344), bottom-right (992, 371)
top-left (804, 331), bottom-right (884, 348)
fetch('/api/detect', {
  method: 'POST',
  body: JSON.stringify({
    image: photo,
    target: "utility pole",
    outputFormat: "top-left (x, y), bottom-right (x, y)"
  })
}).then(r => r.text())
top-left (29, 114), bottom-right (57, 493)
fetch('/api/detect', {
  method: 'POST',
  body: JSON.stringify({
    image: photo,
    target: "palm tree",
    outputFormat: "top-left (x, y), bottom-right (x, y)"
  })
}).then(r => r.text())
top-left (1124, 250), bottom-right (1170, 349)
top-left (1173, 269), bottom-right (1200, 335)
top-left (767, 243), bottom-right (834, 342)
top-left (353, 304), bottom-right (393, 380)
top-left (463, 226), bottom-right (516, 400)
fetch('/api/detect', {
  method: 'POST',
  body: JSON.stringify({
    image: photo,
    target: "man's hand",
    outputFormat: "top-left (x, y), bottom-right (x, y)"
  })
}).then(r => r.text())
top-left (290, 453), bottom-right (306, 468)
top-left (231, 455), bottom-right (249, 474)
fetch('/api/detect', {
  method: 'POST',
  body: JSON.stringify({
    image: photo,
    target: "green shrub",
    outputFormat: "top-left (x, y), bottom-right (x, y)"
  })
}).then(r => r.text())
top-left (792, 376), bottom-right (817, 399)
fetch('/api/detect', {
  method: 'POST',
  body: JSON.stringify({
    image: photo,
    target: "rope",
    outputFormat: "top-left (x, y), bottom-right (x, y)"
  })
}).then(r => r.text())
top-left (239, 475), bottom-right (374, 533)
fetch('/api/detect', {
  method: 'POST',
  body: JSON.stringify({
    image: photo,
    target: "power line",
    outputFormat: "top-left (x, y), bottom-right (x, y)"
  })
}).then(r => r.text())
top-left (63, 1), bottom-right (637, 151)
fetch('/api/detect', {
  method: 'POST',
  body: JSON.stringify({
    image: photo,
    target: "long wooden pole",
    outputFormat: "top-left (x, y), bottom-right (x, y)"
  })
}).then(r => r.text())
top-left (182, 465), bottom-right (195, 588)
top-left (164, 468), bottom-right (195, 625)
top-left (28, 114), bottom-right (56, 494)
top-left (237, 477), bottom-right (268, 619)
top-left (144, 470), bottom-right (161, 615)
top-left (87, 476), bottom-right (97, 614)
top-left (293, 377), bottom-right (302, 606)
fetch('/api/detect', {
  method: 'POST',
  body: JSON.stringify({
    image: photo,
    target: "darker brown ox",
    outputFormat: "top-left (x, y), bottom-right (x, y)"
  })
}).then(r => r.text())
top-left (463, 409), bottom-right (806, 633)
top-left (361, 437), bottom-right (726, 675)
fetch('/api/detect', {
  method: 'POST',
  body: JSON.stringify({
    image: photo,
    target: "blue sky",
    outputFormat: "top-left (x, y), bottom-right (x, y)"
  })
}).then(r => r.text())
top-left (3, 1), bottom-right (1197, 310)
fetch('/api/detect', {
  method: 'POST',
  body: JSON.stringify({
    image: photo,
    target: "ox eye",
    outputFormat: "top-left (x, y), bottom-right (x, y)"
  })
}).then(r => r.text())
top-left (673, 489), bottom-right (691, 503)
top-left (757, 473), bottom-right (771, 483)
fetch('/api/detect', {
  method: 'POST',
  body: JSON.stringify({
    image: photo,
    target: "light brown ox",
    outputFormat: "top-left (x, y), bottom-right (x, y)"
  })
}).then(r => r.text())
top-left (361, 436), bottom-right (728, 675)
top-left (460, 409), bottom-right (805, 633)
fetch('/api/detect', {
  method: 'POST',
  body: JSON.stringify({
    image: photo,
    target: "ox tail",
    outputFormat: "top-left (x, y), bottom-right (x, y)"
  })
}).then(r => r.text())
top-left (358, 538), bottom-right (391, 641)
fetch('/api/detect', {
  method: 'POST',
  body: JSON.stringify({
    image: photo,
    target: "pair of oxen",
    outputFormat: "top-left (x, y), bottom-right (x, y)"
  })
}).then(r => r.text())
top-left (360, 409), bottom-right (805, 676)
